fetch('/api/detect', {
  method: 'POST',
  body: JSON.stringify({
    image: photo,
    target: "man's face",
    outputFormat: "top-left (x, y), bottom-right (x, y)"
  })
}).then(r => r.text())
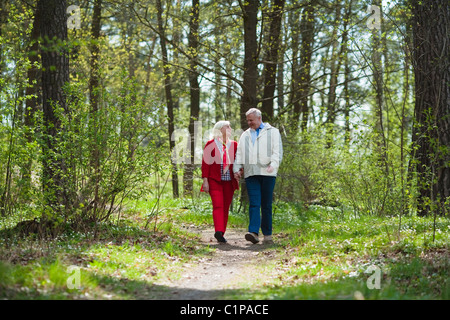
top-left (246, 113), bottom-right (262, 130)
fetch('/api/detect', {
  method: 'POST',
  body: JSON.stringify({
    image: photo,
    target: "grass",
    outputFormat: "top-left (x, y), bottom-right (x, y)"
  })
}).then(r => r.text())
top-left (222, 202), bottom-right (450, 300)
top-left (0, 199), bottom-right (214, 299)
top-left (0, 196), bottom-right (449, 300)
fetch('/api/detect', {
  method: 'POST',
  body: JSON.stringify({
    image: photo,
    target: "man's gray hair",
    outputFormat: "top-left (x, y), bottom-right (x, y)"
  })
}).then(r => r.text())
top-left (245, 108), bottom-right (262, 118)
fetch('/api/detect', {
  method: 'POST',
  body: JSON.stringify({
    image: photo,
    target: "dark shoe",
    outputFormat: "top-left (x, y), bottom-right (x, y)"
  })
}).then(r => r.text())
top-left (214, 231), bottom-right (227, 243)
top-left (245, 232), bottom-right (259, 244)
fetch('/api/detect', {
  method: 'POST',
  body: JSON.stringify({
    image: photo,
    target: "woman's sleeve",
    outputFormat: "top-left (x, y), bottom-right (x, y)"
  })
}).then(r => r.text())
top-left (202, 141), bottom-right (211, 179)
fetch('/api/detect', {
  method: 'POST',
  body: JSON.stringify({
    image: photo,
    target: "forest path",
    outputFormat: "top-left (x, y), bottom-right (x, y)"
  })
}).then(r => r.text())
top-left (148, 227), bottom-right (280, 300)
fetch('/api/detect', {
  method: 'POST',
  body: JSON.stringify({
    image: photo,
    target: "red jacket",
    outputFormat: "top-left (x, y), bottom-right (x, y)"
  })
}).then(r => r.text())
top-left (201, 139), bottom-right (239, 192)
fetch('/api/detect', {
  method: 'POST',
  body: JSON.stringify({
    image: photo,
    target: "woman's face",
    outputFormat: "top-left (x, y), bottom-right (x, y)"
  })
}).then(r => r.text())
top-left (221, 124), bottom-right (232, 138)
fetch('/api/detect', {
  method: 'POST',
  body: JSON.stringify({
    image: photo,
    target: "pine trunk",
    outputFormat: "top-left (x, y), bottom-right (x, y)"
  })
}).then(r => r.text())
top-left (38, 0), bottom-right (71, 216)
top-left (411, 0), bottom-right (450, 216)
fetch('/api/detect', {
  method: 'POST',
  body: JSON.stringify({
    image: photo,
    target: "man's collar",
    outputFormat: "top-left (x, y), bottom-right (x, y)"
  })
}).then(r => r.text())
top-left (252, 122), bottom-right (264, 131)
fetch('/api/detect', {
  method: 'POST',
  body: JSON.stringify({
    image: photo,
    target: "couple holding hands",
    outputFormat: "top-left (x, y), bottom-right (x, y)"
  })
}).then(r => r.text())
top-left (201, 108), bottom-right (283, 244)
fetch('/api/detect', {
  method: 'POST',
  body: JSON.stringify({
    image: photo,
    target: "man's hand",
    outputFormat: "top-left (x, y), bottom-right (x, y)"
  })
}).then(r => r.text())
top-left (267, 165), bottom-right (274, 173)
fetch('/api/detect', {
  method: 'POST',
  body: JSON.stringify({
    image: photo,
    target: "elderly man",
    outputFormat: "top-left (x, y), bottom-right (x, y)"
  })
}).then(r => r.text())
top-left (233, 108), bottom-right (283, 244)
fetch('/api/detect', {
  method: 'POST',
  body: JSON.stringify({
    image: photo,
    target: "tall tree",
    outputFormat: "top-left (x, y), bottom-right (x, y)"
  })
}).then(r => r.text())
top-left (38, 0), bottom-right (71, 217)
top-left (22, 4), bottom-right (41, 198)
top-left (342, 0), bottom-right (353, 145)
top-left (88, 0), bottom-right (103, 215)
top-left (371, 0), bottom-right (388, 171)
top-left (239, 0), bottom-right (259, 129)
top-left (183, 0), bottom-right (200, 196)
top-left (297, 1), bottom-right (315, 133)
top-left (156, 0), bottom-right (179, 198)
top-left (0, 0), bottom-right (8, 76)
top-left (411, 0), bottom-right (450, 216)
top-left (325, 2), bottom-right (342, 135)
top-left (261, 0), bottom-right (285, 121)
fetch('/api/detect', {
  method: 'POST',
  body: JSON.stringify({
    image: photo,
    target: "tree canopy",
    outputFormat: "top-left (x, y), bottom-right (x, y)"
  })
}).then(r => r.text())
top-left (0, 0), bottom-right (448, 233)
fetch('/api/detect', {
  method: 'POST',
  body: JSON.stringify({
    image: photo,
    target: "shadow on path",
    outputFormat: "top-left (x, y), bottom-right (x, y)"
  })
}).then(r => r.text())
top-left (149, 227), bottom-right (280, 300)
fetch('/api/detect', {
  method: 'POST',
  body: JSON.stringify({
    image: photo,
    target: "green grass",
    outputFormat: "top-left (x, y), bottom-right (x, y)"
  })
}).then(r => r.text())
top-left (0, 197), bottom-right (448, 300)
top-left (222, 202), bottom-right (449, 300)
top-left (0, 202), bottom-right (214, 299)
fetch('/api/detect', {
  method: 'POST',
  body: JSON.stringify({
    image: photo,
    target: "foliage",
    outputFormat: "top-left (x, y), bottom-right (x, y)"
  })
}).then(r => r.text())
top-left (1, 200), bottom-right (447, 300)
top-left (276, 123), bottom-right (416, 218)
top-left (0, 0), bottom-right (448, 301)
top-left (223, 202), bottom-right (450, 300)
top-left (0, 203), bottom-right (213, 299)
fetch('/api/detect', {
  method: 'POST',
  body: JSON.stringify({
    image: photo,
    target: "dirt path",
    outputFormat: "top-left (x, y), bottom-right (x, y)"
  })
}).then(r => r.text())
top-left (149, 227), bottom-right (279, 300)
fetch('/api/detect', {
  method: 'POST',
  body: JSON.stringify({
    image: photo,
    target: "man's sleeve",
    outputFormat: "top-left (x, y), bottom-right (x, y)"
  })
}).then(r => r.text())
top-left (270, 129), bottom-right (283, 170)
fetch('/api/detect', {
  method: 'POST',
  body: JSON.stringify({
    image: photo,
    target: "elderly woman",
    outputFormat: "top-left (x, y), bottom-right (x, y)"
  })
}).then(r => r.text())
top-left (201, 121), bottom-right (239, 243)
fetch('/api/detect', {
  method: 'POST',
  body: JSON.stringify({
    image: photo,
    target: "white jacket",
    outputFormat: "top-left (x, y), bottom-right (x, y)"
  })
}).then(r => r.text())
top-left (233, 123), bottom-right (283, 178)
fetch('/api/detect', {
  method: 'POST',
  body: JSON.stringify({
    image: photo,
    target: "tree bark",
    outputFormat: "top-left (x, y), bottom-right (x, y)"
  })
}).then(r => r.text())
top-left (156, 0), bottom-right (179, 198)
top-left (38, 0), bottom-right (71, 216)
top-left (411, 0), bottom-right (450, 216)
top-left (371, 0), bottom-right (388, 172)
top-left (88, 0), bottom-right (103, 217)
top-left (183, 0), bottom-right (200, 197)
top-left (239, 0), bottom-right (259, 203)
top-left (261, 0), bottom-right (285, 122)
top-left (0, 0), bottom-right (8, 76)
top-left (297, 2), bottom-right (315, 133)
top-left (22, 4), bottom-right (41, 197)
top-left (343, 0), bottom-right (353, 145)
top-left (240, 0), bottom-right (259, 129)
top-left (325, 2), bottom-right (341, 133)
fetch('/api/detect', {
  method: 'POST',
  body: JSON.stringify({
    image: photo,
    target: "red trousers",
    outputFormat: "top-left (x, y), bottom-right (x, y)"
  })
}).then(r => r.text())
top-left (208, 178), bottom-right (234, 234)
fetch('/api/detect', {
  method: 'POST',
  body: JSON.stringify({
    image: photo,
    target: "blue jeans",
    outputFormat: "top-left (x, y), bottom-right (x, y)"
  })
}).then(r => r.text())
top-left (245, 175), bottom-right (276, 236)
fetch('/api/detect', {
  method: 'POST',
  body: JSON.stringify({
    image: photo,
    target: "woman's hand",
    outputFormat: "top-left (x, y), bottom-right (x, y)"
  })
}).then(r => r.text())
top-left (234, 168), bottom-right (243, 181)
top-left (202, 178), bottom-right (209, 192)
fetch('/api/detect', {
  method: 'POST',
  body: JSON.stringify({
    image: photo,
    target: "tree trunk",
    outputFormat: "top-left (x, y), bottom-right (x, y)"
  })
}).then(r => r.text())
top-left (325, 2), bottom-right (341, 135)
top-left (156, 0), bottom-right (179, 198)
top-left (89, 0), bottom-right (102, 216)
top-left (240, 0), bottom-right (259, 129)
top-left (239, 0), bottom-right (259, 203)
top-left (38, 0), bottom-right (71, 217)
top-left (22, 4), bottom-right (41, 198)
top-left (0, 0), bottom-right (8, 76)
top-left (89, 0), bottom-right (102, 114)
top-left (261, 0), bottom-right (285, 122)
top-left (411, 0), bottom-right (450, 216)
top-left (297, 2), bottom-right (315, 133)
top-left (183, 0), bottom-right (200, 197)
top-left (289, 7), bottom-right (300, 129)
top-left (342, 0), bottom-right (353, 144)
top-left (371, 0), bottom-right (388, 172)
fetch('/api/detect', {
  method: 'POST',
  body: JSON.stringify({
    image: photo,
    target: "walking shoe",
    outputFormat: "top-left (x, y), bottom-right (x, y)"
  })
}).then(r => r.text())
top-left (263, 235), bottom-right (273, 244)
top-left (214, 231), bottom-right (227, 243)
top-left (245, 232), bottom-right (259, 244)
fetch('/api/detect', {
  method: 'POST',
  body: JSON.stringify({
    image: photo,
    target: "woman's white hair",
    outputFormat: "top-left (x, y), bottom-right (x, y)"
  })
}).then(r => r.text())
top-left (212, 120), bottom-right (231, 138)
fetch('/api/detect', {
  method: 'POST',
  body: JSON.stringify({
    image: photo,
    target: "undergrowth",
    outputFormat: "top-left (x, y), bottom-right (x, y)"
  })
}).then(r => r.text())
top-left (223, 202), bottom-right (449, 300)
top-left (0, 196), bottom-right (448, 300)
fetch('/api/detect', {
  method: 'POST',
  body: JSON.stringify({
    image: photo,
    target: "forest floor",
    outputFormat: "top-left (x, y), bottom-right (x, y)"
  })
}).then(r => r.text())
top-left (148, 226), bottom-right (280, 299)
top-left (0, 200), bottom-right (448, 300)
